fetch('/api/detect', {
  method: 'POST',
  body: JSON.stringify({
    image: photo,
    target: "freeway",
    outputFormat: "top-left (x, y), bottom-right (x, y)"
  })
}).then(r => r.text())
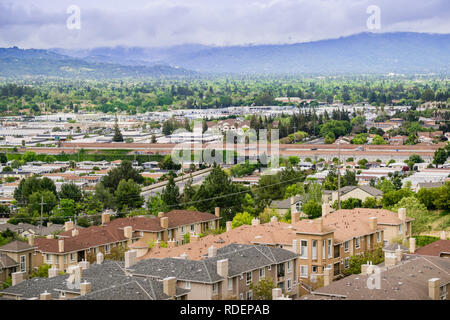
top-left (140, 168), bottom-right (212, 200)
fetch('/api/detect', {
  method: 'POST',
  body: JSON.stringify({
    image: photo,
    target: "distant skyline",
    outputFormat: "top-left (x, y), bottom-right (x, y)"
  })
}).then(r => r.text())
top-left (0, 0), bottom-right (449, 49)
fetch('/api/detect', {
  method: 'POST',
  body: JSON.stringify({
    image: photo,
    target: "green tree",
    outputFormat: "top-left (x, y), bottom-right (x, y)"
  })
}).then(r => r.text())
top-left (433, 148), bottom-right (448, 168)
top-left (28, 190), bottom-right (58, 216)
top-left (231, 212), bottom-right (253, 228)
top-left (371, 135), bottom-right (387, 145)
top-left (101, 160), bottom-right (144, 192)
top-left (59, 183), bottom-right (83, 203)
top-left (112, 116), bottom-right (124, 142)
top-left (302, 200), bottom-right (321, 219)
top-left (161, 174), bottom-right (180, 207)
top-left (114, 179), bottom-right (143, 212)
top-left (147, 194), bottom-right (168, 215)
top-left (392, 197), bottom-right (430, 234)
top-left (249, 278), bottom-right (276, 300)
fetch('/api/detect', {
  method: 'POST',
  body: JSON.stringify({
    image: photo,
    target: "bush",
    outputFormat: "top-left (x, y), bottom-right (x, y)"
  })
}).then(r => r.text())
top-left (344, 245), bottom-right (384, 275)
top-left (414, 235), bottom-right (440, 247)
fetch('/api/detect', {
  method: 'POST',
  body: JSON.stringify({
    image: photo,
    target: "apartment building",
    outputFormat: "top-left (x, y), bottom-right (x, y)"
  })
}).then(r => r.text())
top-left (0, 240), bottom-right (36, 280)
top-left (128, 244), bottom-right (300, 300)
top-left (0, 257), bottom-right (189, 300)
top-left (322, 185), bottom-right (383, 206)
top-left (300, 249), bottom-right (450, 300)
top-left (31, 209), bottom-right (220, 272)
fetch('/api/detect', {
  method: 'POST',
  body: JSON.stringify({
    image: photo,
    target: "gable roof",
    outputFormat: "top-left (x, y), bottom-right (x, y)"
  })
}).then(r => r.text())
top-left (0, 240), bottom-right (35, 253)
top-left (0, 254), bottom-right (18, 269)
top-left (414, 240), bottom-right (450, 257)
top-left (300, 255), bottom-right (450, 300)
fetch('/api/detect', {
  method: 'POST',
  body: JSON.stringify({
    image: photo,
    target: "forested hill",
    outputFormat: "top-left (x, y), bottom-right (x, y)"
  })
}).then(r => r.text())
top-left (54, 32), bottom-right (450, 75)
top-left (0, 47), bottom-right (194, 79)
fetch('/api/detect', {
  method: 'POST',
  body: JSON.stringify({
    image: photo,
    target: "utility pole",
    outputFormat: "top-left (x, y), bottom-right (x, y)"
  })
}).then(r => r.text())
top-left (337, 139), bottom-right (341, 210)
top-left (39, 195), bottom-right (46, 228)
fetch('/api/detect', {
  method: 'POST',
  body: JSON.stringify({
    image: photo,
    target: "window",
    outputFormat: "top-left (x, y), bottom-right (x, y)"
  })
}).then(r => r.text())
top-left (181, 226), bottom-right (185, 234)
top-left (70, 253), bottom-right (76, 262)
top-left (246, 290), bottom-right (253, 300)
top-left (328, 239), bottom-right (332, 258)
top-left (344, 258), bottom-right (349, 269)
top-left (287, 261), bottom-right (292, 273)
top-left (312, 240), bottom-right (317, 260)
top-left (344, 241), bottom-right (349, 253)
top-left (45, 254), bottom-right (52, 264)
top-left (334, 245), bottom-right (340, 258)
top-left (105, 244), bottom-right (111, 254)
top-left (140, 231), bottom-right (144, 237)
top-left (300, 240), bottom-right (308, 259)
top-left (440, 285), bottom-right (447, 300)
top-left (377, 231), bottom-right (382, 243)
top-left (259, 268), bottom-right (265, 280)
top-left (300, 265), bottom-right (308, 278)
top-left (355, 237), bottom-right (361, 249)
top-left (383, 240), bottom-right (388, 247)
top-left (398, 224), bottom-right (403, 235)
top-left (268, 265), bottom-right (271, 271)
top-left (20, 255), bottom-right (26, 272)
top-left (240, 293), bottom-right (244, 300)
top-left (277, 263), bottom-right (285, 278)
top-left (210, 221), bottom-right (215, 230)
top-left (312, 266), bottom-right (318, 273)
top-left (368, 236), bottom-right (371, 248)
top-left (228, 278), bottom-right (233, 291)
top-left (60, 291), bottom-right (66, 298)
top-left (287, 279), bottom-right (292, 291)
top-left (322, 240), bottom-right (326, 259)
top-left (167, 230), bottom-right (172, 239)
top-left (190, 225), bottom-right (195, 232)
top-left (212, 283), bottom-right (218, 295)
top-left (246, 272), bottom-right (252, 285)
top-left (185, 282), bottom-right (190, 289)
top-left (64, 255), bottom-right (68, 264)
top-left (94, 247), bottom-right (99, 254)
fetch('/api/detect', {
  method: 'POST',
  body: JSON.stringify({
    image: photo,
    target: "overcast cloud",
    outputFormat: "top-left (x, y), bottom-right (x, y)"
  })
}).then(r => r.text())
top-left (0, 0), bottom-right (449, 49)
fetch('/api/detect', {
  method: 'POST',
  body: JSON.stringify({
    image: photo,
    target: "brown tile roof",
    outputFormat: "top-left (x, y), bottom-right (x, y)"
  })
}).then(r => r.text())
top-left (414, 240), bottom-right (450, 257)
top-left (0, 240), bottom-right (35, 253)
top-left (36, 226), bottom-right (133, 254)
top-left (329, 208), bottom-right (413, 225)
top-left (165, 210), bottom-right (220, 228)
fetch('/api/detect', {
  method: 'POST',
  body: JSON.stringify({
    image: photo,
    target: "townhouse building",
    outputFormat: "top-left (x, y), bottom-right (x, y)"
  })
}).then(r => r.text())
top-left (31, 209), bottom-right (220, 272)
top-left (128, 243), bottom-right (299, 300)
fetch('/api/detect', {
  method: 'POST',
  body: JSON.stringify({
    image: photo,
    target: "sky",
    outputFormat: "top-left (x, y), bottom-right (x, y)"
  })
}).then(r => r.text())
top-left (0, 0), bottom-right (449, 49)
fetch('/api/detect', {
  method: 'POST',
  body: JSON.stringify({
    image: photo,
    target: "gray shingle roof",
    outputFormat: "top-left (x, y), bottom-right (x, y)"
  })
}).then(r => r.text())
top-left (130, 244), bottom-right (299, 282)
top-left (0, 253), bottom-right (18, 269)
top-left (0, 240), bottom-right (34, 252)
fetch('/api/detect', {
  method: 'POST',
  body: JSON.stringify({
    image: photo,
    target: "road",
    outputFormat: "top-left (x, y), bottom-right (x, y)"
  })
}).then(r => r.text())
top-left (141, 170), bottom-right (212, 200)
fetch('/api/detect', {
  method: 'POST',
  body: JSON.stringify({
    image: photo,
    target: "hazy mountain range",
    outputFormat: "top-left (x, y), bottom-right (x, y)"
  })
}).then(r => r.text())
top-left (1, 32), bottom-right (449, 78)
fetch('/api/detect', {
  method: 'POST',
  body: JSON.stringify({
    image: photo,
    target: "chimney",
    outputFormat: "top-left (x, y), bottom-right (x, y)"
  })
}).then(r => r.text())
top-left (215, 207), bottom-right (220, 218)
top-left (208, 246), bottom-right (217, 258)
top-left (409, 238), bottom-right (416, 254)
top-left (323, 267), bottom-right (333, 287)
top-left (384, 250), bottom-right (397, 267)
top-left (316, 218), bottom-right (324, 233)
top-left (64, 220), bottom-right (74, 232)
top-left (168, 239), bottom-right (176, 248)
top-left (158, 212), bottom-right (165, 218)
top-left (48, 267), bottom-right (59, 278)
top-left (160, 217), bottom-right (168, 229)
top-left (398, 208), bottom-right (406, 221)
top-left (217, 259), bottom-right (228, 278)
top-left (80, 281), bottom-right (91, 295)
top-left (125, 250), bottom-right (137, 268)
top-left (124, 226), bottom-right (133, 239)
top-left (369, 217), bottom-right (377, 232)
top-left (428, 278), bottom-right (440, 300)
top-left (96, 252), bottom-right (104, 265)
top-left (291, 211), bottom-right (300, 224)
top-left (72, 229), bottom-right (79, 237)
top-left (28, 234), bottom-right (34, 247)
top-left (191, 234), bottom-right (200, 242)
top-left (395, 245), bottom-right (403, 263)
top-left (270, 216), bottom-right (278, 223)
top-left (11, 272), bottom-right (25, 286)
top-left (58, 239), bottom-right (64, 253)
top-left (292, 239), bottom-right (300, 254)
top-left (179, 253), bottom-right (188, 260)
top-left (101, 212), bottom-right (110, 225)
top-left (251, 218), bottom-right (260, 226)
top-left (226, 221), bottom-right (233, 232)
top-left (322, 203), bottom-right (330, 217)
top-left (78, 260), bottom-right (90, 270)
top-left (163, 277), bottom-right (177, 298)
top-left (40, 291), bottom-right (52, 300)
top-left (272, 288), bottom-right (282, 300)
top-left (440, 231), bottom-right (447, 240)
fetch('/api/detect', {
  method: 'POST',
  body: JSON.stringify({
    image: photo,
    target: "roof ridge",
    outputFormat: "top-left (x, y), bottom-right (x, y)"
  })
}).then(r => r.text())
top-left (254, 245), bottom-right (276, 263)
top-left (134, 280), bottom-right (154, 300)
top-left (202, 260), bottom-right (215, 283)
